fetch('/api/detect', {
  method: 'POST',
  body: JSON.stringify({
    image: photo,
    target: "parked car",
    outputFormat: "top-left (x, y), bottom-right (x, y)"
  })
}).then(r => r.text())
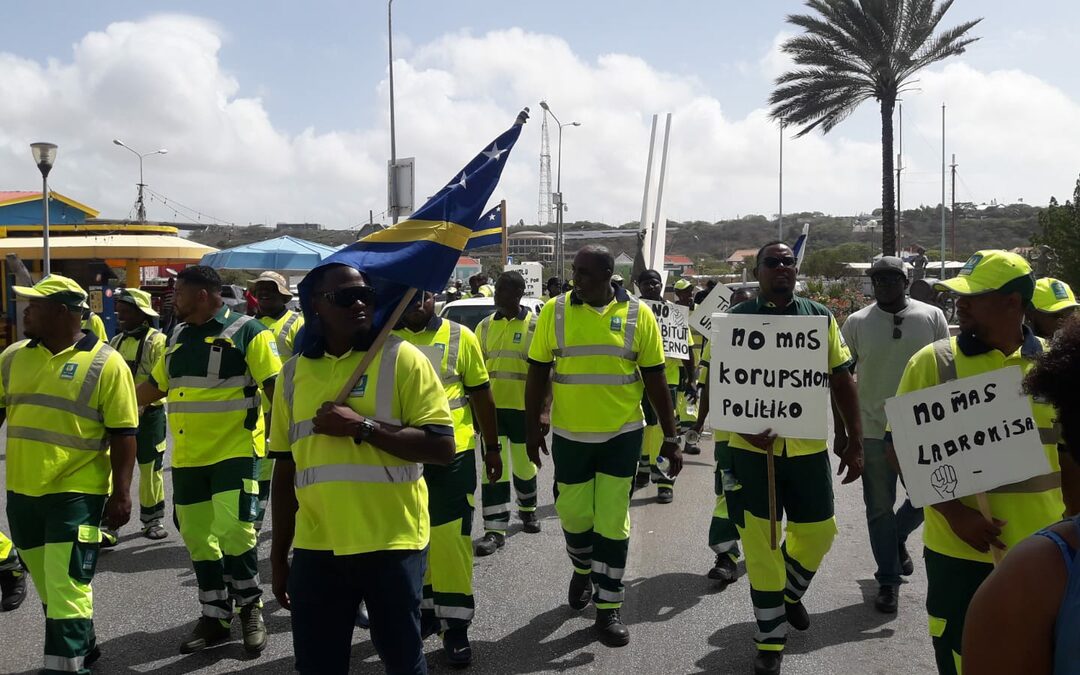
top-left (439, 297), bottom-right (544, 330)
top-left (220, 284), bottom-right (247, 312)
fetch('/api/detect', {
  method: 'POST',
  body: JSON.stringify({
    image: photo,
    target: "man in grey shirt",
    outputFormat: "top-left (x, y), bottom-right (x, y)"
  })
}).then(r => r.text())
top-left (835, 256), bottom-right (949, 615)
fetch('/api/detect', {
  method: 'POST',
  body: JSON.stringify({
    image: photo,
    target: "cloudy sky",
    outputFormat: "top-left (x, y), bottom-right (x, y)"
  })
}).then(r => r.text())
top-left (1, 1), bottom-right (1077, 229)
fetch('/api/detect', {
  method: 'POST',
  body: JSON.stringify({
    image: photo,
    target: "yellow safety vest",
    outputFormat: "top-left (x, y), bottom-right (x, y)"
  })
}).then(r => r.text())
top-left (258, 309), bottom-right (304, 360)
top-left (0, 335), bottom-right (138, 496)
top-left (110, 326), bottom-right (166, 408)
top-left (271, 335), bottom-right (453, 555)
top-left (476, 308), bottom-right (537, 411)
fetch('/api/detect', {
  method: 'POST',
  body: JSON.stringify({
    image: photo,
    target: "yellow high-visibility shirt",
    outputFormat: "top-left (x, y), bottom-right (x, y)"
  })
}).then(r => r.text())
top-left (1, 333), bottom-right (138, 496)
top-left (258, 309), bottom-right (304, 360)
top-left (82, 312), bottom-right (107, 342)
top-left (476, 306), bottom-right (536, 412)
top-left (269, 335), bottom-right (454, 555)
top-left (394, 317), bottom-right (489, 453)
top-left (893, 329), bottom-right (1063, 563)
top-left (529, 286), bottom-right (665, 442)
top-left (110, 325), bottom-right (166, 408)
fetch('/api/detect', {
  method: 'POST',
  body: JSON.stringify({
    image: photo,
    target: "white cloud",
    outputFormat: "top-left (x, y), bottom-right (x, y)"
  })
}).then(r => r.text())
top-left (0, 18), bottom-right (1076, 232)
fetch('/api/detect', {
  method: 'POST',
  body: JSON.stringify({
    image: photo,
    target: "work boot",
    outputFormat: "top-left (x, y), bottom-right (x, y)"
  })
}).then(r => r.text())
top-left (753, 650), bottom-right (783, 675)
top-left (420, 615), bottom-right (440, 640)
top-left (443, 628), bottom-right (472, 668)
top-left (0, 562), bottom-right (27, 612)
top-left (707, 553), bottom-right (738, 584)
top-left (355, 601), bottom-right (370, 629)
top-left (633, 471), bottom-right (650, 491)
top-left (85, 645), bottom-right (102, 667)
top-left (785, 600), bottom-right (810, 631)
top-left (179, 616), bottom-right (232, 654)
top-left (239, 604), bottom-right (267, 654)
top-left (683, 443), bottom-right (702, 456)
top-left (568, 572), bottom-right (591, 610)
top-left (520, 510), bottom-right (541, 534)
top-left (474, 532), bottom-right (505, 557)
top-left (899, 544), bottom-right (915, 576)
top-left (657, 487), bottom-right (674, 504)
top-left (874, 585), bottom-right (898, 614)
top-left (100, 528), bottom-right (119, 548)
top-left (593, 607), bottom-right (630, 647)
top-left (143, 521), bottom-right (168, 541)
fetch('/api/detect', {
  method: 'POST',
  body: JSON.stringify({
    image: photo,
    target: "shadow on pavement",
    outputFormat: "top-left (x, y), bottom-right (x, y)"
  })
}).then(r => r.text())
top-left (98, 540), bottom-right (191, 576)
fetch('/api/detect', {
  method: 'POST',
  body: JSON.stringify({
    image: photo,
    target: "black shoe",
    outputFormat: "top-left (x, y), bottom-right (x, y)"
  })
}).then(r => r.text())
top-left (634, 472), bottom-right (650, 491)
top-left (179, 616), bottom-right (232, 654)
top-left (683, 444), bottom-right (702, 456)
top-left (474, 532), bottom-right (505, 557)
top-left (657, 487), bottom-right (674, 504)
top-left (420, 616), bottom-right (440, 640)
top-left (753, 650), bottom-right (783, 675)
top-left (85, 645), bottom-right (102, 667)
top-left (355, 601), bottom-right (370, 629)
top-left (899, 544), bottom-right (915, 576)
top-left (874, 585), bottom-right (898, 614)
top-left (785, 601), bottom-right (810, 631)
top-left (99, 528), bottom-right (119, 548)
top-left (443, 628), bottom-right (472, 668)
top-left (568, 572), bottom-right (591, 610)
top-left (0, 564), bottom-right (27, 612)
top-left (593, 608), bottom-right (630, 647)
top-left (707, 553), bottom-right (738, 584)
top-left (520, 511), bottom-right (541, 534)
top-left (239, 604), bottom-right (266, 654)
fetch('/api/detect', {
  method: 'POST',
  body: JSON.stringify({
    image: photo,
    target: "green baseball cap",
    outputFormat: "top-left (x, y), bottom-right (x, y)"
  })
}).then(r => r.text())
top-left (116, 287), bottom-right (159, 318)
top-left (1032, 277), bottom-right (1078, 314)
top-left (13, 274), bottom-right (89, 310)
top-left (933, 250), bottom-right (1032, 296)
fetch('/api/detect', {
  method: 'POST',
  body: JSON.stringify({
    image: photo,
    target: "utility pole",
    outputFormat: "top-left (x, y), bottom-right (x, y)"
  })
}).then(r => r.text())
top-left (896, 101), bottom-right (902, 252)
top-left (388, 0), bottom-right (399, 224)
top-left (940, 104), bottom-right (946, 279)
top-left (950, 154), bottom-right (958, 261)
top-left (778, 119), bottom-right (784, 240)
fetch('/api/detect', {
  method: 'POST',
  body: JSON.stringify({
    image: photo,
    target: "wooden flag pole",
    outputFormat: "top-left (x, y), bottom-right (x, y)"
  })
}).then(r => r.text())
top-left (767, 444), bottom-right (778, 550)
top-left (974, 492), bottom-right (1004, 566)
top-left (335, 287), bottom-right (418, 404)
top-left (500, 199), bottom-right (508, 264)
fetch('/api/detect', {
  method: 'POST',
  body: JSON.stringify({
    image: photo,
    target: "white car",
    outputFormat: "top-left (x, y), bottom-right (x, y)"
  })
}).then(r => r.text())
top-left (439, 297), bottom-right (545, 330)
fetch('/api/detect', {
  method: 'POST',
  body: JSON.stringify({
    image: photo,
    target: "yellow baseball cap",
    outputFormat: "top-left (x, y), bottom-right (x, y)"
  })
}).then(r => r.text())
top-left (116, 287), bottom-right (159, 318)
top-left (1032, 277), bottom-right (1078, 314)
top-left (674, 279), bottom-right (693, 291)
top-left (13, 274), bottom-right (89, 310)
top-left (934, 250), bottom-right (1032, 296)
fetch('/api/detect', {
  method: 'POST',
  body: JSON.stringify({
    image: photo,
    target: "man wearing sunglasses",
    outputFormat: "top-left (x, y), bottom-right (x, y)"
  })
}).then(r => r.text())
top-left (837, 256), bottom-right (948, 615)
top-left (719, 241), bottom-right (863, 675)
top-left (393, 290), bottom-right (499, 667)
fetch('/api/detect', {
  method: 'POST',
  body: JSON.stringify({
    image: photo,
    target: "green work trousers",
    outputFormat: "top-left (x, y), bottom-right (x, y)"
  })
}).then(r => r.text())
top-left (480, 409), bottom-right (538, 534)
top-left (424, 448), bottom-right (477, 632)
top-left (924, 548), bottom-right (994, 675)
top-left (136, 406), bottom-right (167, 527)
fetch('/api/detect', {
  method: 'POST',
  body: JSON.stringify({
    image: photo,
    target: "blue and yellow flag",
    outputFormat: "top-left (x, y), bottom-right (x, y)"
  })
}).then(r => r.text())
top-left (465, 202), bottom-right (504, 250)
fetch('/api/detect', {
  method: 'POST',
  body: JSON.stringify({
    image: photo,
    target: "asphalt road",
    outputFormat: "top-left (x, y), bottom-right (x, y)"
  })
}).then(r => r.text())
top-left (0, 429), bottom-right (937, 675)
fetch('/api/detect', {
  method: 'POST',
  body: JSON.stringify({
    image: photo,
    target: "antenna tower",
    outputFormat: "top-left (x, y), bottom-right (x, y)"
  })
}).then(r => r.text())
top-left (538, 110), bottom-right (553, 226)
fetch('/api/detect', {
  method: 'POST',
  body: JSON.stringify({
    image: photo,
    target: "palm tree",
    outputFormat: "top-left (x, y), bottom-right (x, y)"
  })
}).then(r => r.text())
top-left (769, 0), bottom-right (980, 256)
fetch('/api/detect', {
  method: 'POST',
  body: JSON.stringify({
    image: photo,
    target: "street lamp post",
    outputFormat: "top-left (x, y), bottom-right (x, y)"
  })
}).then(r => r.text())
top-left (113, 140), bottom-right (167, 222)
top-left (539, 101), bottom-right (580, 281)
top-left (30, 142), bottom-right (58, 277)
top-left (388, 0), bottom-right (399, 224)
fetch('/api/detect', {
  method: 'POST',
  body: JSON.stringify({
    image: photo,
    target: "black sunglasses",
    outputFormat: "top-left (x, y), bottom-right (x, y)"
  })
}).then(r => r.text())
top-left (321, 286), bottom-right (377, 308)
top-left (762, 256), bottom-right (797, 269)
top-left (892, 314), bottom-right (904, 340)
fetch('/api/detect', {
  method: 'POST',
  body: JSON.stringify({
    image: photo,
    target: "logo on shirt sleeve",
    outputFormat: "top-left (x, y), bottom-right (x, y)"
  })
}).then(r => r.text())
top-left (350, 374), bottom-right (369, 398)
top-left (60, 363), bottom-right (79, 380)
top-left (610, 316), bottom-right (623, 332)
top-left (513, 332), bottom-right (523, 344)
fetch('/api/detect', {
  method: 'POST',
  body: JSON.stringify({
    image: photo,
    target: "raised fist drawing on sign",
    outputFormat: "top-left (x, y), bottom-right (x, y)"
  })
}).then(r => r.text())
top-left (931, 464), bottom-right (959, 500)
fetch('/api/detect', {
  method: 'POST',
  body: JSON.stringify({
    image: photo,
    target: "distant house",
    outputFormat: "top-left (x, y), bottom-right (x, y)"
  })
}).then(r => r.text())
top-left (0, 190), bottom-right (98, 225)
top-left (452, 256), bottom-right (482, 283)
top-left (664, 254), bottom-right (695, 276)
top-left (614, 252), bottom-right (634, 281)
top-left (726, 248), bottom-right (758, 268)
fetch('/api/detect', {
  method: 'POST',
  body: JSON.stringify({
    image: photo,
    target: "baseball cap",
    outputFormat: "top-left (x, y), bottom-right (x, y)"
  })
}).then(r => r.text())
top-left (934, 250), bottom-right (1032, 296)
top-left (612, 274), bottom-right (624, 283)
top-left (116, 287), bottom-right (159, 317)
top-left (249, 271), bottom-right (293, 297)
top-left (674, 279), bottom-right (693, 291)
top-left (13, 275), bottom-right (89, 310)
top-left (868, 256), bottom-right (906, 278)
top-left (1032, 278), bottom-right (1078, 314)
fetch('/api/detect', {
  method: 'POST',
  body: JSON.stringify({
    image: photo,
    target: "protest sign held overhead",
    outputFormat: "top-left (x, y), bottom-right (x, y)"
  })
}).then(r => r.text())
top-left (506, 262), bottom-right (543, 298)
top-left (689, 282), bottom-right (733, 335)
top-left (642, 299), bottom-right (691, 359)
top-left (708, 313), bottom-right (830, 439)
top-left (885, 366), bottom-right (1051, 508)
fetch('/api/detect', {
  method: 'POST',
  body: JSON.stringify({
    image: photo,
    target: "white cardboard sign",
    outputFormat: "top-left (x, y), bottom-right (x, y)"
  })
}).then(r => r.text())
top-left (642, 299), bottom-right (691, 360)
top-left (708, 313), bottom-right (830, 440)
top-left (885, 366), bottom-right (1049, 508)
top-left (689, 283), bottom-right (734, 335)
top-left (505, 263), bottom-right (543, 299)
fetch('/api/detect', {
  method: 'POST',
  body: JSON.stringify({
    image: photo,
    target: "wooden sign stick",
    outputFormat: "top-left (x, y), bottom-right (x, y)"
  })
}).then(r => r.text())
top-left (974, 492), bottom-right (1004, 566)
top-left (335, 288), bottom-right (418, 404)
top-left (767, 443), bottom-right (778, 550)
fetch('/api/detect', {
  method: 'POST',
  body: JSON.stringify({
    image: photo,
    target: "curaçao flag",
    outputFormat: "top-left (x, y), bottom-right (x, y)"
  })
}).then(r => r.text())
top-left (465, 202), bottom-right (504, 250)
top-left (295, 109), bottom-right (528, 351)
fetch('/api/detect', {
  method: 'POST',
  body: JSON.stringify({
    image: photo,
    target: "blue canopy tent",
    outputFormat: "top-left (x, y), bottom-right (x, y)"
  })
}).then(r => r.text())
top-left (199, 236), bottom-right (341, 271)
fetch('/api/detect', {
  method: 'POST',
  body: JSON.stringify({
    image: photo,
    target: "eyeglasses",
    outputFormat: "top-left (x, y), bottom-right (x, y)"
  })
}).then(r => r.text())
top-left (762, 256), bottom-right (797, 269)
top-left (321, 286), bottom-right (377, 308)
top-left (892, 313), bottom-right (904, 340)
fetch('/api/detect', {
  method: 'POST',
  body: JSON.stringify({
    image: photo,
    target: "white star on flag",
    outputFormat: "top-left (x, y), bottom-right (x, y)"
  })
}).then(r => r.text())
top-left (482, 143), bottom-right (507, 161)
top-left (453, 173), bottom-right (467, 190)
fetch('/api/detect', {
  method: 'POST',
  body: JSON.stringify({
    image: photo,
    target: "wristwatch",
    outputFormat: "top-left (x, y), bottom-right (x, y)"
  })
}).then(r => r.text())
top-left (353, 417), bottom-right (378, 443)
top-left (663, 436), bottom-right (681, 445)
top-left (484, 441), bottom-right (502, 454)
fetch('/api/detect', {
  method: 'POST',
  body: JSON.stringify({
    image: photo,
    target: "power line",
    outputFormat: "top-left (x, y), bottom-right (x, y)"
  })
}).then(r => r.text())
top-left (143, 187), bottom-right (236, 226)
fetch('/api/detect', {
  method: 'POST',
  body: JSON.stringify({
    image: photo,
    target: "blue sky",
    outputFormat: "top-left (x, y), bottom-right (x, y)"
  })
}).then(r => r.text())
top-left (1, 2), bottom-right (1077, 227)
